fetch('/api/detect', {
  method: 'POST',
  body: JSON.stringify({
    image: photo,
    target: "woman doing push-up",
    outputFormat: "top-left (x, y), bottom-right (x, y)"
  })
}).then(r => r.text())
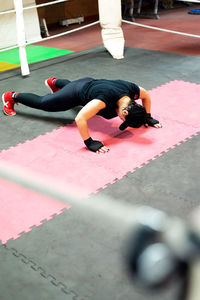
top-left (2, 77), bottom-right (162, 153)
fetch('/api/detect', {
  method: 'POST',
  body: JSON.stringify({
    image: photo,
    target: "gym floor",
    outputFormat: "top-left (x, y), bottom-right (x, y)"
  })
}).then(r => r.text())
top-left (0, 3), bottom-right (200, 300)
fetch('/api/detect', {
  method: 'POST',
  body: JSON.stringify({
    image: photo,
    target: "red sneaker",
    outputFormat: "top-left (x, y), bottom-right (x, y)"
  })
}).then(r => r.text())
top-left (2, 92), bottom-right (17, 116)
top-left (45, 77), bottom-right (59, 94)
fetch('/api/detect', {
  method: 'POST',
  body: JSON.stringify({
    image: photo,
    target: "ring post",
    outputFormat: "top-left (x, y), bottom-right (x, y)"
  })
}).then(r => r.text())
top-left (13, 0), bottom-right (30, 76)
top-left (98, 0), bottom-right (125, 59)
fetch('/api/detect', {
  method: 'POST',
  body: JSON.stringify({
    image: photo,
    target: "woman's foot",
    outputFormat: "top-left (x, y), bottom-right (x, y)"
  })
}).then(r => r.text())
top-left (45, 78), bottom-right (59, 94)
top-left (2, 92), bottom-right (17, 116)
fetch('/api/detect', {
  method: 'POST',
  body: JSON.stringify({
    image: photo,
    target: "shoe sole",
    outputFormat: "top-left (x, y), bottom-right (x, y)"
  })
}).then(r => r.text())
top-left (45, 79), bottom-right (53, 94)
top-left (2, 93), bottom-right (16, 116)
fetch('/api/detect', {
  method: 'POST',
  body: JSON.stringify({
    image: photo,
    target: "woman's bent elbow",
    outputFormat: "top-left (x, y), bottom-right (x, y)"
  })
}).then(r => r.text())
top-left (75, 116), bottom-right (85, 127)
top-left (75, 116), bottom-right (81, 123)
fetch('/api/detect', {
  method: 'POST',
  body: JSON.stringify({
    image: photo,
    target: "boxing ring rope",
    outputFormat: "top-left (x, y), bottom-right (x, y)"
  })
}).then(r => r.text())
top-left (0, 0), bottom-right (68, 15)
top-left (176, 0), bottom-right (200, 2)
top-left (0, 158), bottom-right (200, 300)
top-left (0, 0), bottom-right (100, 76)
top-left (0, 20), bottom-right (100, 53)
top-left (0, 159), bottom-right (139, 226)
top-left (1, 0), bottom-right (200, 76)
top-left (122, 19), bottom-right (200, 39)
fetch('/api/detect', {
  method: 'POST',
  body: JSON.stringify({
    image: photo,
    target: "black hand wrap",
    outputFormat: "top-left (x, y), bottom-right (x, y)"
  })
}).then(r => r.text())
top-left (84, 137), bottom-right (104, 152)
top-left (145, 113), bottom-right (159, 127)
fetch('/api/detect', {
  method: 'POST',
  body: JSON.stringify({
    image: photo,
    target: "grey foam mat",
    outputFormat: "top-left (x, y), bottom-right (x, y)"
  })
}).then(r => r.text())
top-left (0, 245), bottom-right (75, 300)
top-left (92, 132), bottom-right (200, 218)
top-left (4, 206), bottom-right (181, 300)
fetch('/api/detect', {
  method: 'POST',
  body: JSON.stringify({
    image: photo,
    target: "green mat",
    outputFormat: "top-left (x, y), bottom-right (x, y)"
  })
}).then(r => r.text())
top-left (0, 45), bottom-right (74, 65)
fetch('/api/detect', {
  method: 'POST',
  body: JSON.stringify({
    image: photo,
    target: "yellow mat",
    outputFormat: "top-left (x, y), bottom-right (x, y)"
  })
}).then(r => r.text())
top-left (0, 61), bottom-right (20, 72)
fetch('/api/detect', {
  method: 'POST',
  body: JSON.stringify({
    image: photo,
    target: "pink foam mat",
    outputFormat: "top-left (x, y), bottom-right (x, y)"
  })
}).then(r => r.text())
top-left (0, 80), bottom-right (200, 243)
top-left (0, 178), bottom-right (71, 244)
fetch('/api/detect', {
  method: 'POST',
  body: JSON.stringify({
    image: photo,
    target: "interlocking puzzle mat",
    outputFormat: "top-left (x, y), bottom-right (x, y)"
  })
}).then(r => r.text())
top-left (0, 45), bottom-right (74, 71)
top-left (0, 61), bottom-right (20, 71)
top-left (0, 80), bottom-right (200, 243)
top-left (3, 206), bottom-right (178, 300)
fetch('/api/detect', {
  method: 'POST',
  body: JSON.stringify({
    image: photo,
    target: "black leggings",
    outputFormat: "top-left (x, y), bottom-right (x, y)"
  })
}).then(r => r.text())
top-left (16, 77), bottom-right (93, 112)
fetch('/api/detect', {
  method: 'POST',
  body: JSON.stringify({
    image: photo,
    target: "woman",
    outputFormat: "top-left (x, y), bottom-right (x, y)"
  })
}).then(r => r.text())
top-left (2, 77), bottom-right (162, 153)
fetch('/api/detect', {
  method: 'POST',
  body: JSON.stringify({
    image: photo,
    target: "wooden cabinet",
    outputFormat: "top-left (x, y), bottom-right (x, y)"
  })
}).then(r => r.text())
top-left (36, 0), bottom-right (98, 26)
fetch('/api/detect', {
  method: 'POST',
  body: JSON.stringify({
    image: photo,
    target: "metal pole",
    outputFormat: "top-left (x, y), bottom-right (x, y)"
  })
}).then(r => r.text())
top-left (13, 0), bottom-right (30, 76)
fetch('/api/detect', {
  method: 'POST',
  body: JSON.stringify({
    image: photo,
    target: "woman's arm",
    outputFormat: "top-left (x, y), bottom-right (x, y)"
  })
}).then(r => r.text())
top-left (139, 86), bottom-right (151, 113)
top-left (75, 99), bottom-right (105, 140)
top-left (75, 99), bottom-right (109, 152)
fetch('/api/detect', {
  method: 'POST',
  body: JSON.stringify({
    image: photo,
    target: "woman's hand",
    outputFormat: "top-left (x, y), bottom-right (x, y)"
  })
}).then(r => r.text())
top-left (153, 123), bottom-right (162, 128)
top-left (144, 113), bottom-right (162, 128)
top-left (144, 122), bottom-right (162, 128)
top-left (96, 145), bottom-right (110, 153)
top-left (139, 88), bottom-right (162, 129)
top-left (84, 137), bottom-right (109, 153)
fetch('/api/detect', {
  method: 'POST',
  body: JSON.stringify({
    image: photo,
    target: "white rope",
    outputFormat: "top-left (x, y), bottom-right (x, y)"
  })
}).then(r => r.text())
top-left (23, 0), bottom-right (69, 11)
top-left (0, 45), bottom-right (19, 52)
top-left (1, 159), bottom-right (200, 300)
top-left (0, 9), bottom-right (15, 16)
top-left (0, 20), bottom-right (100, 53)
top-left (0, 159), bottom-right (140, 227)
top-left (122, 19), bottom-right (200, 39)
top-left (0, 0), bottom-right (69, 15)
top-left (176, 0), bottom-right (200, 2)
top-left (26, 20), bottom-right (100, 44)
